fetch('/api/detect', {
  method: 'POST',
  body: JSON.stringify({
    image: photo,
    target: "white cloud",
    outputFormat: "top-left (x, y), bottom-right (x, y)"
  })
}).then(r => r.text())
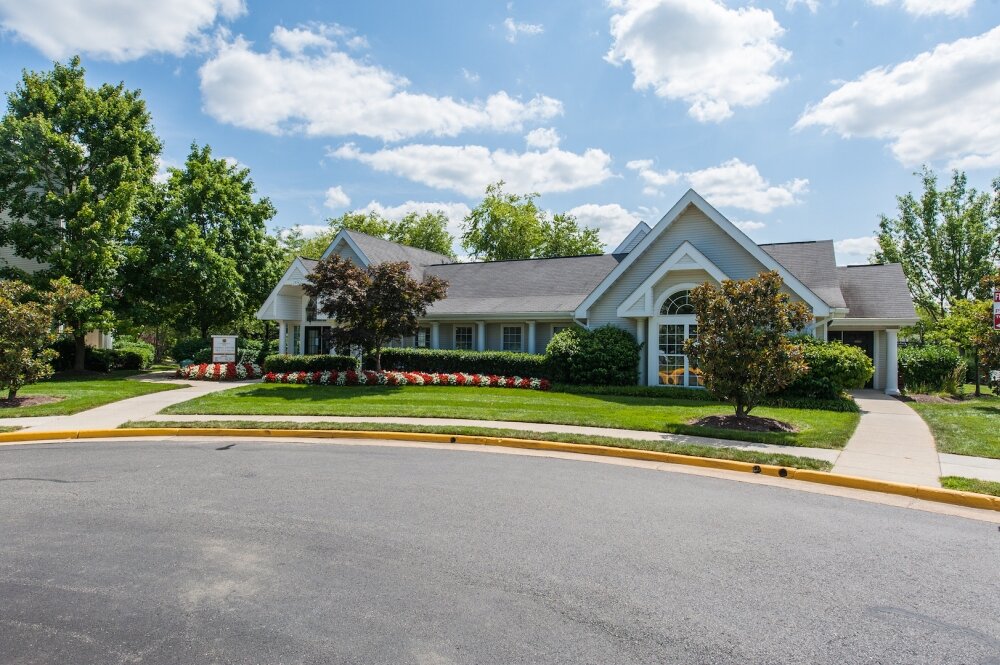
top-left (323, 185), bottom-right (351, 210)
top-left (504, 17), bottom-right (544, 43)
top-left (606, 0), bottom-right (790, 122)
top-left (796, 26), bottom-right (1000, 169)
top-left (786, 0), bottom-right (820, 11)
top-left (834, 236), bottom-right (879, 265)
top-left (281, 224), bottom-right (330, 239)
top-left (361, 200), bottom-right (472, 249)
top-left (565, 203), bottom-right (644, 246)
top-left (525, 127), bottom-right (561, 149)
top-left (867, 0), bottom-right (975, 17)
top-left (199, 24), bottom-right (562, 140)
top-left (0, 0), bottom-right (244, 61)
top-left (461, 68), bottom-right (480, 83)
top-left (733, 219), bottom-right (766, 232)
top-left (628, 157), bottom-right (807, 213)
top-left (331, 143), bottom-right (614, 197)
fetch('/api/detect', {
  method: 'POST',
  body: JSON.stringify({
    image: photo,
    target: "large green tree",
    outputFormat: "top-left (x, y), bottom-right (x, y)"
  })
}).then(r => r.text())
top-left (462, 181), bottom-right (604, 261)
top-left (122, 143), bottom-right (282, 338)
top-left (876, 168), bottom-right (1000, 320)
top-left (0, 57), bottom-right (161, 369)
top-left (285, 209), bottom-right (457, 260)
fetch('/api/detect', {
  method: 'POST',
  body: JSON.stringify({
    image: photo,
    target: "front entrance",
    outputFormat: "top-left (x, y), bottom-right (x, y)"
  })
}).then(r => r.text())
top-left (828, 330), bottom-right (875, 388)
top-left (658, 322), bottom-right (702, 386)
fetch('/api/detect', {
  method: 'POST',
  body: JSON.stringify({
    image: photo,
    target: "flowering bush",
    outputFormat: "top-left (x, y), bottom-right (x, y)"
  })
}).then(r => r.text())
top-left (263, 370), bottom-right (550, 391)
top-left (176, 362), bottom-right (263, 381)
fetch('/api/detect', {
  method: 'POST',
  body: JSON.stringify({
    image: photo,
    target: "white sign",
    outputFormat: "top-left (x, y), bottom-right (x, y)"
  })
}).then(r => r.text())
top-left (212, 335), bottom-right (237, 363)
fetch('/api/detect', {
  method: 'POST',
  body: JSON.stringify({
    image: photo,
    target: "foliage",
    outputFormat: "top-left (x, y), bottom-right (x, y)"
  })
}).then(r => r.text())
top-left (939, 476), bottom-right (1000, 498)
top-left (122, 142), bottom-right (283, 337)
top-left (898, 344), bottom-right (967, 394)
top-left (304, 256), bottom-right (448, 370)
top-left (263, 354), bottom-right (360, 373)
top-left (545, 325), bottom-right (641, 385)
top-left (0, 58), bottom-right (160, 368)
top-left (875, 168), bottom-right (1000, 320)
top-left (286, 209), bottom-right (457, 260)
top-left (264, 370), bottom-right (551, 390)
top-left (113, 336), bottom-right (155, 369)
top-left (173, 338), bottom-right (211, 362)
top-left (461, 181), bottom-right (604, 260)
top-left (177, 362), bottom-right (262, 381)
top-left (685, 271), bottom-right (811, 416)
top-left (367, 347), bottom-right (548, 377)
top-left (52, 338), bottom-right (152, 372)
top-left (389, 211), bottom-right (456, 259)
top-left (0, 279), bottom-right (60, 398)
top-left (782, 337), bottom-right (874, 399)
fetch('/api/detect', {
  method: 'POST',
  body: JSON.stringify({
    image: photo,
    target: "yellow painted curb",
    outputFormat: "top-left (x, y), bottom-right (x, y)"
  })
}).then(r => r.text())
top-left (1, 427), bottom-right (998, 513)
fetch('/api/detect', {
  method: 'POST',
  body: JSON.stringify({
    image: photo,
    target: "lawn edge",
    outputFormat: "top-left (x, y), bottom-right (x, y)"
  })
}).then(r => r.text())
top-left (1, 426), bottom-right (997, 512)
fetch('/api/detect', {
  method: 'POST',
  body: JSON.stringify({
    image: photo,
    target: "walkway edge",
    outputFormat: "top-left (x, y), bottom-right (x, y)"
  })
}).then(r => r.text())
top-left (1, 427), bottom-right (997, 513)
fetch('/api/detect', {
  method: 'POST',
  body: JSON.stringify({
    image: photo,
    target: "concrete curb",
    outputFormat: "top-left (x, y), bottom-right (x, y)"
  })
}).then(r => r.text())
top-left (2, 427), bottom-right (997, 512)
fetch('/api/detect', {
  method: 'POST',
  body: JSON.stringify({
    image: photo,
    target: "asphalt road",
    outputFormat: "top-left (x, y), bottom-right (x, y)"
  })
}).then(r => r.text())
top-left (1, 439), bottom-right (998, 665)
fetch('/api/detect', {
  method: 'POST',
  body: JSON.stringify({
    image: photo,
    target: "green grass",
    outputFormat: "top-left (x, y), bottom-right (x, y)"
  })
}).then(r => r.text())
top-left (123, 419), bottom-right (835, 471)
top-left (907, 394), bottom-right (1000, 459)
top-left (940, 476), bottom-right (1000, 497)
top-left (0, 426), bottom-right (21, 433)
top-left (161, 384), bottom-right (859, 449)
top-left (0, 372), bottom-right (183, 418)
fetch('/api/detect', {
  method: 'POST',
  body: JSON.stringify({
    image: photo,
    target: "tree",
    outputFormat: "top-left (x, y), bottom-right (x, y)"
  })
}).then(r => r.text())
top-left (122, 143), bottom-right (283, 338)
top-left (462, 181), bottom-right (605, 260)
top-left (304, 256), bottom-right (447, 370)
top-left (0, 57), bottom-right (161, 369)
top-left (685, 271), bottom-right (812, 416)
top-left (538, 213), bottom-right (604, 258)
top-left (285, 209), bottom-right (457, 260)
top-left (0, 278), bottom-right (89, 398)
top-left (925, 298), bottom-right (992, 395)
top-left (389, 211), bottom-right (456, 259)
top-left (876, 168), bottom-right (1000, 320)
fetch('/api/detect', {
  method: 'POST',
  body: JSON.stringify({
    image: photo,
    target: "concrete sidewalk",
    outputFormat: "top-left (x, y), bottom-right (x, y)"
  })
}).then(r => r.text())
top-left (832, 391), bottom-right (941, 486)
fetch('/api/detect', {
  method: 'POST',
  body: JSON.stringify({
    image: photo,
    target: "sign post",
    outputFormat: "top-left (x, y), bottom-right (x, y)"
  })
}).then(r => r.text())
top-left (211, 335), bottom-right (237, 363)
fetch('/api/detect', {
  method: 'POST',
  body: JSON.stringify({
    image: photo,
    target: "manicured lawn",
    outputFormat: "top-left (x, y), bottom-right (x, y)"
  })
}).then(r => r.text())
top-left (123, 419), bottom-right (834, 470)
top-left (0, 426), bottom-right (21, 433)
top-left (907, 395), bottom-right (1000, 459)
top-left (940, 476), bottom-right (1000, 498)
top-left (161, 384), bottom-right (859, 448)
top-left (0, 372), bottom-right (183, 418)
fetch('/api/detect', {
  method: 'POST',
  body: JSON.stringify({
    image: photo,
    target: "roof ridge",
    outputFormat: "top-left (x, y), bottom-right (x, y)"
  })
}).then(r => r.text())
top-left (426, 253), bottom-right (613, 267)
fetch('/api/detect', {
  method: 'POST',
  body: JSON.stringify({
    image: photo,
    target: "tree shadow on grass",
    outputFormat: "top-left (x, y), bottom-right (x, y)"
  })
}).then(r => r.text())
top-left (233, 385), bottom-right (407, 401)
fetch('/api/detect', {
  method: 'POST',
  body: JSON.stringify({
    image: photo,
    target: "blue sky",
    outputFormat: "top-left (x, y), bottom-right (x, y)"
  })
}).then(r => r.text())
top-left (0, 0), bottom-right (998, 263)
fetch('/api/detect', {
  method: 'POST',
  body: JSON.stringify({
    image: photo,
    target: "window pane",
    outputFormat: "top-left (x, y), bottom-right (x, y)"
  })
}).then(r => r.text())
top-left (660, 290), bottom-right (695, 315)
top-left (502, 326), bottom-right (522, 351)
top-left (455, 326), bottom-right (473, 350)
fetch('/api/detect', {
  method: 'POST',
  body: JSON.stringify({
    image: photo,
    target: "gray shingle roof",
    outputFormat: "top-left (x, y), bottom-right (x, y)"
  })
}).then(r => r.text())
top-left (837, 264), bottom-right (917, 319)
top-left (423, 254), bottom-right (624, 315)
top-left (345, 230), bottom-right (453, 278)
top-left (759, 240), bottom-right (847, 309)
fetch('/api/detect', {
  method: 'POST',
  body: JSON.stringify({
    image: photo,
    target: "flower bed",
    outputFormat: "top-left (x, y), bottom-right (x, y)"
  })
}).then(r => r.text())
top-left (263, 370), bottom-right (551, 390)
top-left (176, 362), bottom-right (263, 381)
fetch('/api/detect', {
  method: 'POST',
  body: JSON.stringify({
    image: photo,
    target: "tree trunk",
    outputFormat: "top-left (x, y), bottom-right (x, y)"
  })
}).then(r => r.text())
top-left (7, 387), bottom-right (17, 400)
top-left (200, 323), bottom-right (210, 339)
top-left (73, 333), bottom-right (87, 371)
top-left (375, 348), bottom-right (382, 372)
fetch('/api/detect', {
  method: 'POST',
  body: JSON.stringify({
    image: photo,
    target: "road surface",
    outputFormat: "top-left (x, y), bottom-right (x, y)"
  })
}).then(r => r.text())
top-left (1, 438), bottom-right (998, 664)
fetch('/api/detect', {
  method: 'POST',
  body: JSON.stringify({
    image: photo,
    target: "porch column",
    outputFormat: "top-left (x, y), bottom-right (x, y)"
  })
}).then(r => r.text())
top-left (278, 321), bottom-right (286, 354)
top-left (647, 318), bottom-right (658, 387)
top-left (526, 321), bottom-right (536, 354)
top-left (635, 318), bottom-right (646, 385)
top-left (477, 321), bottom-right (487, 351)
top-left (430, 322), bottom-right (440, 349)
top-left (885, 328), bottom-right (900, 395)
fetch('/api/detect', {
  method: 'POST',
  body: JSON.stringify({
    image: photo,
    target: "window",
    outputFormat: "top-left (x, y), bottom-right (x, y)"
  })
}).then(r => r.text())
top-left (502, 326), bottom-right (522, 351)
top-left (455, 326), bottom-right (474, 350)
top-left (415, 327), bottom-right (431, 348)
top-left (660, 290), bottom-right (695, 315)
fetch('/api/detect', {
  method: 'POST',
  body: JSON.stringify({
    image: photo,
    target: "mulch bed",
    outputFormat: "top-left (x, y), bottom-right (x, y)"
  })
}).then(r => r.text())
top-left (691, 414), bottom-right (798, 433)
top-left (0, 395), bottom-right (63, 409)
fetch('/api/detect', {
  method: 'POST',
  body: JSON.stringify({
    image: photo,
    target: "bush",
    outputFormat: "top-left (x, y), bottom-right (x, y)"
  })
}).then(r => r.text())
top-left (113, 338), bottom-right (155, 369)
top-left (192, 347), bottom-right (212, 363)
top-left (173, 338), bottom-right (210, 362)
top-left (545, 325), bottom-right (640, 386)
top-left (782, 338), bottom-right (874, 399)
top-left (263, 354), bottom-right (360, 373)
top-left (368, 348), bottom-right (549, 377)
top-left (899, 344), bottom-right (966, 394)
top-left (51, 338), bottom-right (152, 372)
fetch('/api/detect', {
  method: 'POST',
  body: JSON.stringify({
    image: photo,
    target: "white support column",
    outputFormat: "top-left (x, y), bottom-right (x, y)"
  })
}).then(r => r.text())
top-left (526, 321), bottom-right (536, 354)
top-left (278, 321), bottom-right (286, 354)
top-left (635, 318), bottom-right (646, 386)
top-left (885, 328), bottom-right (900, 395)
top-left (430, 322), bottom-right (440, 349)
top-left (647, 317), bottom-right (659, 386)
top-left (477, 321), bottom-right (487, 351)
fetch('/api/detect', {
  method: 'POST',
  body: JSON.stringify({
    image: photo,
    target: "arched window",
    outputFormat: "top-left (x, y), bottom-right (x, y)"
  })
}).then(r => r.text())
top-left (660, 290), bottom-right (694, 315)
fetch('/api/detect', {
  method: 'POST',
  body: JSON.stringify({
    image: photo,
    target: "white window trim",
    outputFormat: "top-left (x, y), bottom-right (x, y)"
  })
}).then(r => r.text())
top-left (653, 284), bottom-right (700, 317)
top-left (502, 324), bottom-right (524, 352)
top-left (454, 325), bottom-right (474, 350)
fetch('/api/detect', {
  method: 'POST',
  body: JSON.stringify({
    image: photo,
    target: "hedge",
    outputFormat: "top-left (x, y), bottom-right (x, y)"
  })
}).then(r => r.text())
top-left (113, 338), bottom-right (155, 370)
top-left (782, 338), bottom-right (874, 399)
top-left (899, 345), bottom-right (966, 394)
top-left (545, 325), bottom-right (641, 385)
top-left (366, 347), bottom-right (549, 377)
top-left (172, 338), bottom-right (211, 363)
top-left (263, 354), bottom-right (359, 373)
top-left (51, 338), bottom-right (152, 372)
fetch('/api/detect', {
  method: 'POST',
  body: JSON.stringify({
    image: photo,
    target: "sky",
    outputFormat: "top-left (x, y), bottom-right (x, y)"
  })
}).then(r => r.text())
top-left (0, 0), bottom-right (998, 264)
